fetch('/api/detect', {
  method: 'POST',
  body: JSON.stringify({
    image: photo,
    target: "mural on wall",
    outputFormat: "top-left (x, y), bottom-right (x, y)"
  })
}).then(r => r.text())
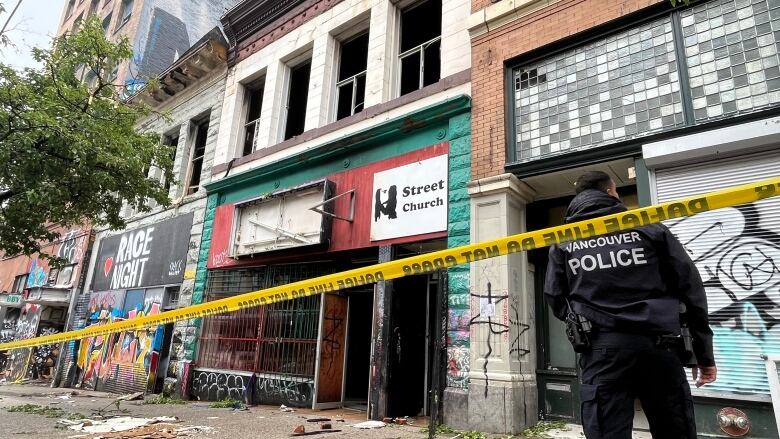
top-left (29, 327), bottom-right (60, 380)
top-left (5, 304), bottom-right (42, 382)
top-left (668, 202), bottom-right (780, 394)
top-left (78, 289), bottom-right (165, 392)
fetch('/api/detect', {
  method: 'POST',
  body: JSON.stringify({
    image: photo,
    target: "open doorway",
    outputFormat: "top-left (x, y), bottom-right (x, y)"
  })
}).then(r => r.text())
top-left (525, 161), bottom-right (638, 422)
top-left (386, 273), bottom-right (438, 418)
top-left (342, 287), bottom-right (374, 411)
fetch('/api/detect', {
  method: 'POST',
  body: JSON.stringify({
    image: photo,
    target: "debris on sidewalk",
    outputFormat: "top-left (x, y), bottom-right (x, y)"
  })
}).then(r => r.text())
top-left (280, 404), bottom-right (295, 412)
top-left (291, 423), bottom-right (343, 437)
top-left (393, 416), bottom-right (410, 425)
top-left (65, 415), bottom-right (180, 434)
top-left (352, 420), bottom-right (386, 429)
top-left (116, 392), bottom-right (145, 402)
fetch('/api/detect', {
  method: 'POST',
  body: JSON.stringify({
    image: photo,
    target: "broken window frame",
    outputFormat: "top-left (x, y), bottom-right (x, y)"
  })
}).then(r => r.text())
top-left (101, 13), bottom-right (112, 34)
top-left (241, 80), bottom-right (265, 156)
top-left (186, 117), bottom-right (209, 196)
top-left (398, 35), bottom-right (441, 93)
top-left (72, 12), bottom-right (84, 33)
top-left (161, 132), bottom-right (179, 194)
top-left (12, 274), bottom-right (28, 294)
top-left (120, 0), bottom-right (133, 25)
top-left (88, 0), bottom-right (99, 16)
top-left (282, 59), bottom-right (312, 141)
top-left (335, 71), bottom-right (367, 120)
top-left (64, 0), bottom-right (75, 18)
top-left (335, 32), bottom-right (369, 121)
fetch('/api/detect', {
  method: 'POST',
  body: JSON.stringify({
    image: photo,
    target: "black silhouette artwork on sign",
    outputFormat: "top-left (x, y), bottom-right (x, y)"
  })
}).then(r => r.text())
top-left (375, 185), bottom-right (398, 221)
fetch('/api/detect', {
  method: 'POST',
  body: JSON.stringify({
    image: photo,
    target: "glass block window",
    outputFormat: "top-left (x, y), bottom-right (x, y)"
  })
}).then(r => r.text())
top-left (514, 17), bottom-right (685, 162)
top-left (682, 0), bottom-right (780, 121)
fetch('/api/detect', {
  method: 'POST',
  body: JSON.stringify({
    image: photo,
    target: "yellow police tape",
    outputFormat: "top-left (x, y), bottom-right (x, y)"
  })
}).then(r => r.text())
top-left (2, 176), bottom-right (780, 351)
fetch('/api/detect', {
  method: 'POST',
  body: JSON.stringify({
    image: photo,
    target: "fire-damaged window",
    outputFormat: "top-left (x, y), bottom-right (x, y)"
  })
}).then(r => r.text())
top-left (336, 32), bottom-right (369, 120)
top-left (88, 0), bottom-right (99, 16)
top-left (47, 264), bottom-right (76, 286)
top-left (198, 264), bottom-right (335, 377)
top-left (64, 0), bottom-right (75, 18)
top-left (242, 80), bottom-right (264, 156)
top-left (120, 0), bottom-right (133, 26)
top-left (161, 131), bottom-right (178, 194)
top-left (399, 0), bottom-right (442, 96)
top-left (186, 117), bottom-right (209, 195)
top-left (101, 14), bottom-right (112, 34)
top-left (284, 61), bottom-right (311, 140)
top-left (12, 274), bottom-right (27, 294)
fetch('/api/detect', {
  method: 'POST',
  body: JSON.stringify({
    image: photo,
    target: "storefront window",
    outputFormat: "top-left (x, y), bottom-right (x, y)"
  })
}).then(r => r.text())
top-left (198, 264), bottom-right (334, 377)
top-left (510, 0), bottom-right (780, 163)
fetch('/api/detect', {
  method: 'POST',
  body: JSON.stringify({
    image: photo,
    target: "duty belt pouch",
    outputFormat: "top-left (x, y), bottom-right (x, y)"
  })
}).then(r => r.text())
top-left (676, 305), bottom-right (698, 368)
top-left (564, 297), bottom-right (592, 353)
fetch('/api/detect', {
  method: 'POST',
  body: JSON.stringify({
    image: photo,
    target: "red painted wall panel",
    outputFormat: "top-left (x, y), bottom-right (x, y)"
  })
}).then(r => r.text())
top-left (208, 143), bottom-right (450, 269)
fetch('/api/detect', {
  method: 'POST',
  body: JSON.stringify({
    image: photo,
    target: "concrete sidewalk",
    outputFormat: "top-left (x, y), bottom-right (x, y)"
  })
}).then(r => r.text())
top-left (0, 382), bottom-right (653, 438)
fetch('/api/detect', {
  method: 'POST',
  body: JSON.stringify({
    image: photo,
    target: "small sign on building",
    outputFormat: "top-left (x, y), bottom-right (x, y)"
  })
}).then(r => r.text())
top-left (370, 155), bottom-right (448, 241)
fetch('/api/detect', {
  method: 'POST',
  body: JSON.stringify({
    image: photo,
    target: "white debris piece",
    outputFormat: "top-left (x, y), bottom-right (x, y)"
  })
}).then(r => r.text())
top-left (352, 420), bottom-right (387, 429)
top-left (175, 426), bottom-right (215, 434)
top-left (68, 416), bottom-right (180, 433)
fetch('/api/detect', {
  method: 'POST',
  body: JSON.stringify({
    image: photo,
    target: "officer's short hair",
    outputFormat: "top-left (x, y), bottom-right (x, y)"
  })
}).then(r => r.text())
top-left (575, 171), bottom-right (613, 194)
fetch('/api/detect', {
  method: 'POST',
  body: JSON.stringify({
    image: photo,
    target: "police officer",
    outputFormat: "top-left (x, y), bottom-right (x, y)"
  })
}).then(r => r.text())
top-left (544, 171), bottom-right (717, 439)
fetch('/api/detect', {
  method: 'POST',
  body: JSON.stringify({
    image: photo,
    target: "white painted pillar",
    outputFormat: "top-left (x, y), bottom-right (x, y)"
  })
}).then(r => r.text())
top-left (466, 173), bottom-right (538, 434)
top-left (305, 34), bottom-right (337, 130)
top-left (365, 0), bottom-right (398, 107)
top-left (258, 60), bottom-right (287, 148)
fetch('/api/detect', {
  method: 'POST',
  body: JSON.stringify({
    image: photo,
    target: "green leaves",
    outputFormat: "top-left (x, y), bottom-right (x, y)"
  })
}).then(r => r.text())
top-left (0, 16), bottom-right (173, 259)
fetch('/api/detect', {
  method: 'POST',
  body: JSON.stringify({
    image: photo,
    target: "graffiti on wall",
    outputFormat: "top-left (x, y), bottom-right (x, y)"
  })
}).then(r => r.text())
top-left (78, 289), bottom-right (164, 392)
top-left (255, 375), bottom-right (314, 408)
top-left (668, 202), bottom-right (780, 394)
top-left (192, 370), bottom-right (251, 404)
top-left (29, 327), bottom-right (60, 380)
top-left (57, 230), bottom-right (84, 264)
top-left (470, 282), bottom-right (509, 397)
top-left (5, 304), bottom-right (42, 382)
top-left (26, 259), bottom-right (47, 289)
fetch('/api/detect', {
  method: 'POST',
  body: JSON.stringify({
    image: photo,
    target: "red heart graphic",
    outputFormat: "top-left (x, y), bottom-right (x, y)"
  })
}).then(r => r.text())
top-left (103, 257), bottom-right (114, 277)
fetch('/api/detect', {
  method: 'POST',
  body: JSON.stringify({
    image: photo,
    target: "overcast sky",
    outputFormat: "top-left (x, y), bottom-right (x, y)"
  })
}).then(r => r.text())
top-left (0, 0), bottom-right (66, 71)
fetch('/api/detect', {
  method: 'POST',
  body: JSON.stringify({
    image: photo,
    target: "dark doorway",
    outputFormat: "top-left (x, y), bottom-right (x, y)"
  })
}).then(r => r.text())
top-left (153, 323), bottom-right (175, 394)
top-left (343, 287), bottom-right (374, 409)
top-left (528, 185), bottom-right (638, 422)
top-left (387, 274), bottom-right (435, 417)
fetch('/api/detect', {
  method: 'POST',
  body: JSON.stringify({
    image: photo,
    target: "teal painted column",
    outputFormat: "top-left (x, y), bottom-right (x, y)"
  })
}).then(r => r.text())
top-left (184, 193), bottom-right (218, 362)
top-left (446, 112), bottom-right (471, 389)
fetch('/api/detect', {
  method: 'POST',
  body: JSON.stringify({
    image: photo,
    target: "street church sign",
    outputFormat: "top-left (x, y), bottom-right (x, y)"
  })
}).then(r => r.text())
top-left (370, 155), bottom-right (448, 241)
top-left (92, 213), bottom-right (194, 291)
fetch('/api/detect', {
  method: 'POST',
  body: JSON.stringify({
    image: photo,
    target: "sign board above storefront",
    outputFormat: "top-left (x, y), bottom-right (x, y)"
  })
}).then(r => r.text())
top-left (92, 213), bottom-right (194, 292)
top-left (232, 180), bottom-right (334, 257)
top-left (371, 155), bottom-right (448, 241)
top-left (0, 294), bottom-right (22, 307)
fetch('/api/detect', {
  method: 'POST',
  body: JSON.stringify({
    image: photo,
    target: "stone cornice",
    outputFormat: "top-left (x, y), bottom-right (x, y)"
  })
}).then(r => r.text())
top-left (467, 173), bottom-right (536, 203)
top-left (467, 0), bottom-right (559, 39)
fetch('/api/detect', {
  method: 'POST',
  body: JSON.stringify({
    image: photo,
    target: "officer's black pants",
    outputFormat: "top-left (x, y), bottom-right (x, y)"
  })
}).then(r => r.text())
top-left (579, 332), bottom-right (697, 439)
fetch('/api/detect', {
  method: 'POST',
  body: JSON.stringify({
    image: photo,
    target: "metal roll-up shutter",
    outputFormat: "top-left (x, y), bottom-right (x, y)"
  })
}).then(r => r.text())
top-left (654, 150), bottom-right (780, 396)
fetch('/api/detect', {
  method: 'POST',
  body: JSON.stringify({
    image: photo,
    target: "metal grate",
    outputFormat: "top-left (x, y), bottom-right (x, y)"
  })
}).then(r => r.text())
top-left (197, 264), bottom-right (334, 378)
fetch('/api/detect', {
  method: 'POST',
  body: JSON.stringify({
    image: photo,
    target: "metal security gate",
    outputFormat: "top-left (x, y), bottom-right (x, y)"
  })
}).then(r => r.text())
top-left (653, 150), bottom-right (780, 397)
top-left (197, 263), bottom-right (336, 406)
